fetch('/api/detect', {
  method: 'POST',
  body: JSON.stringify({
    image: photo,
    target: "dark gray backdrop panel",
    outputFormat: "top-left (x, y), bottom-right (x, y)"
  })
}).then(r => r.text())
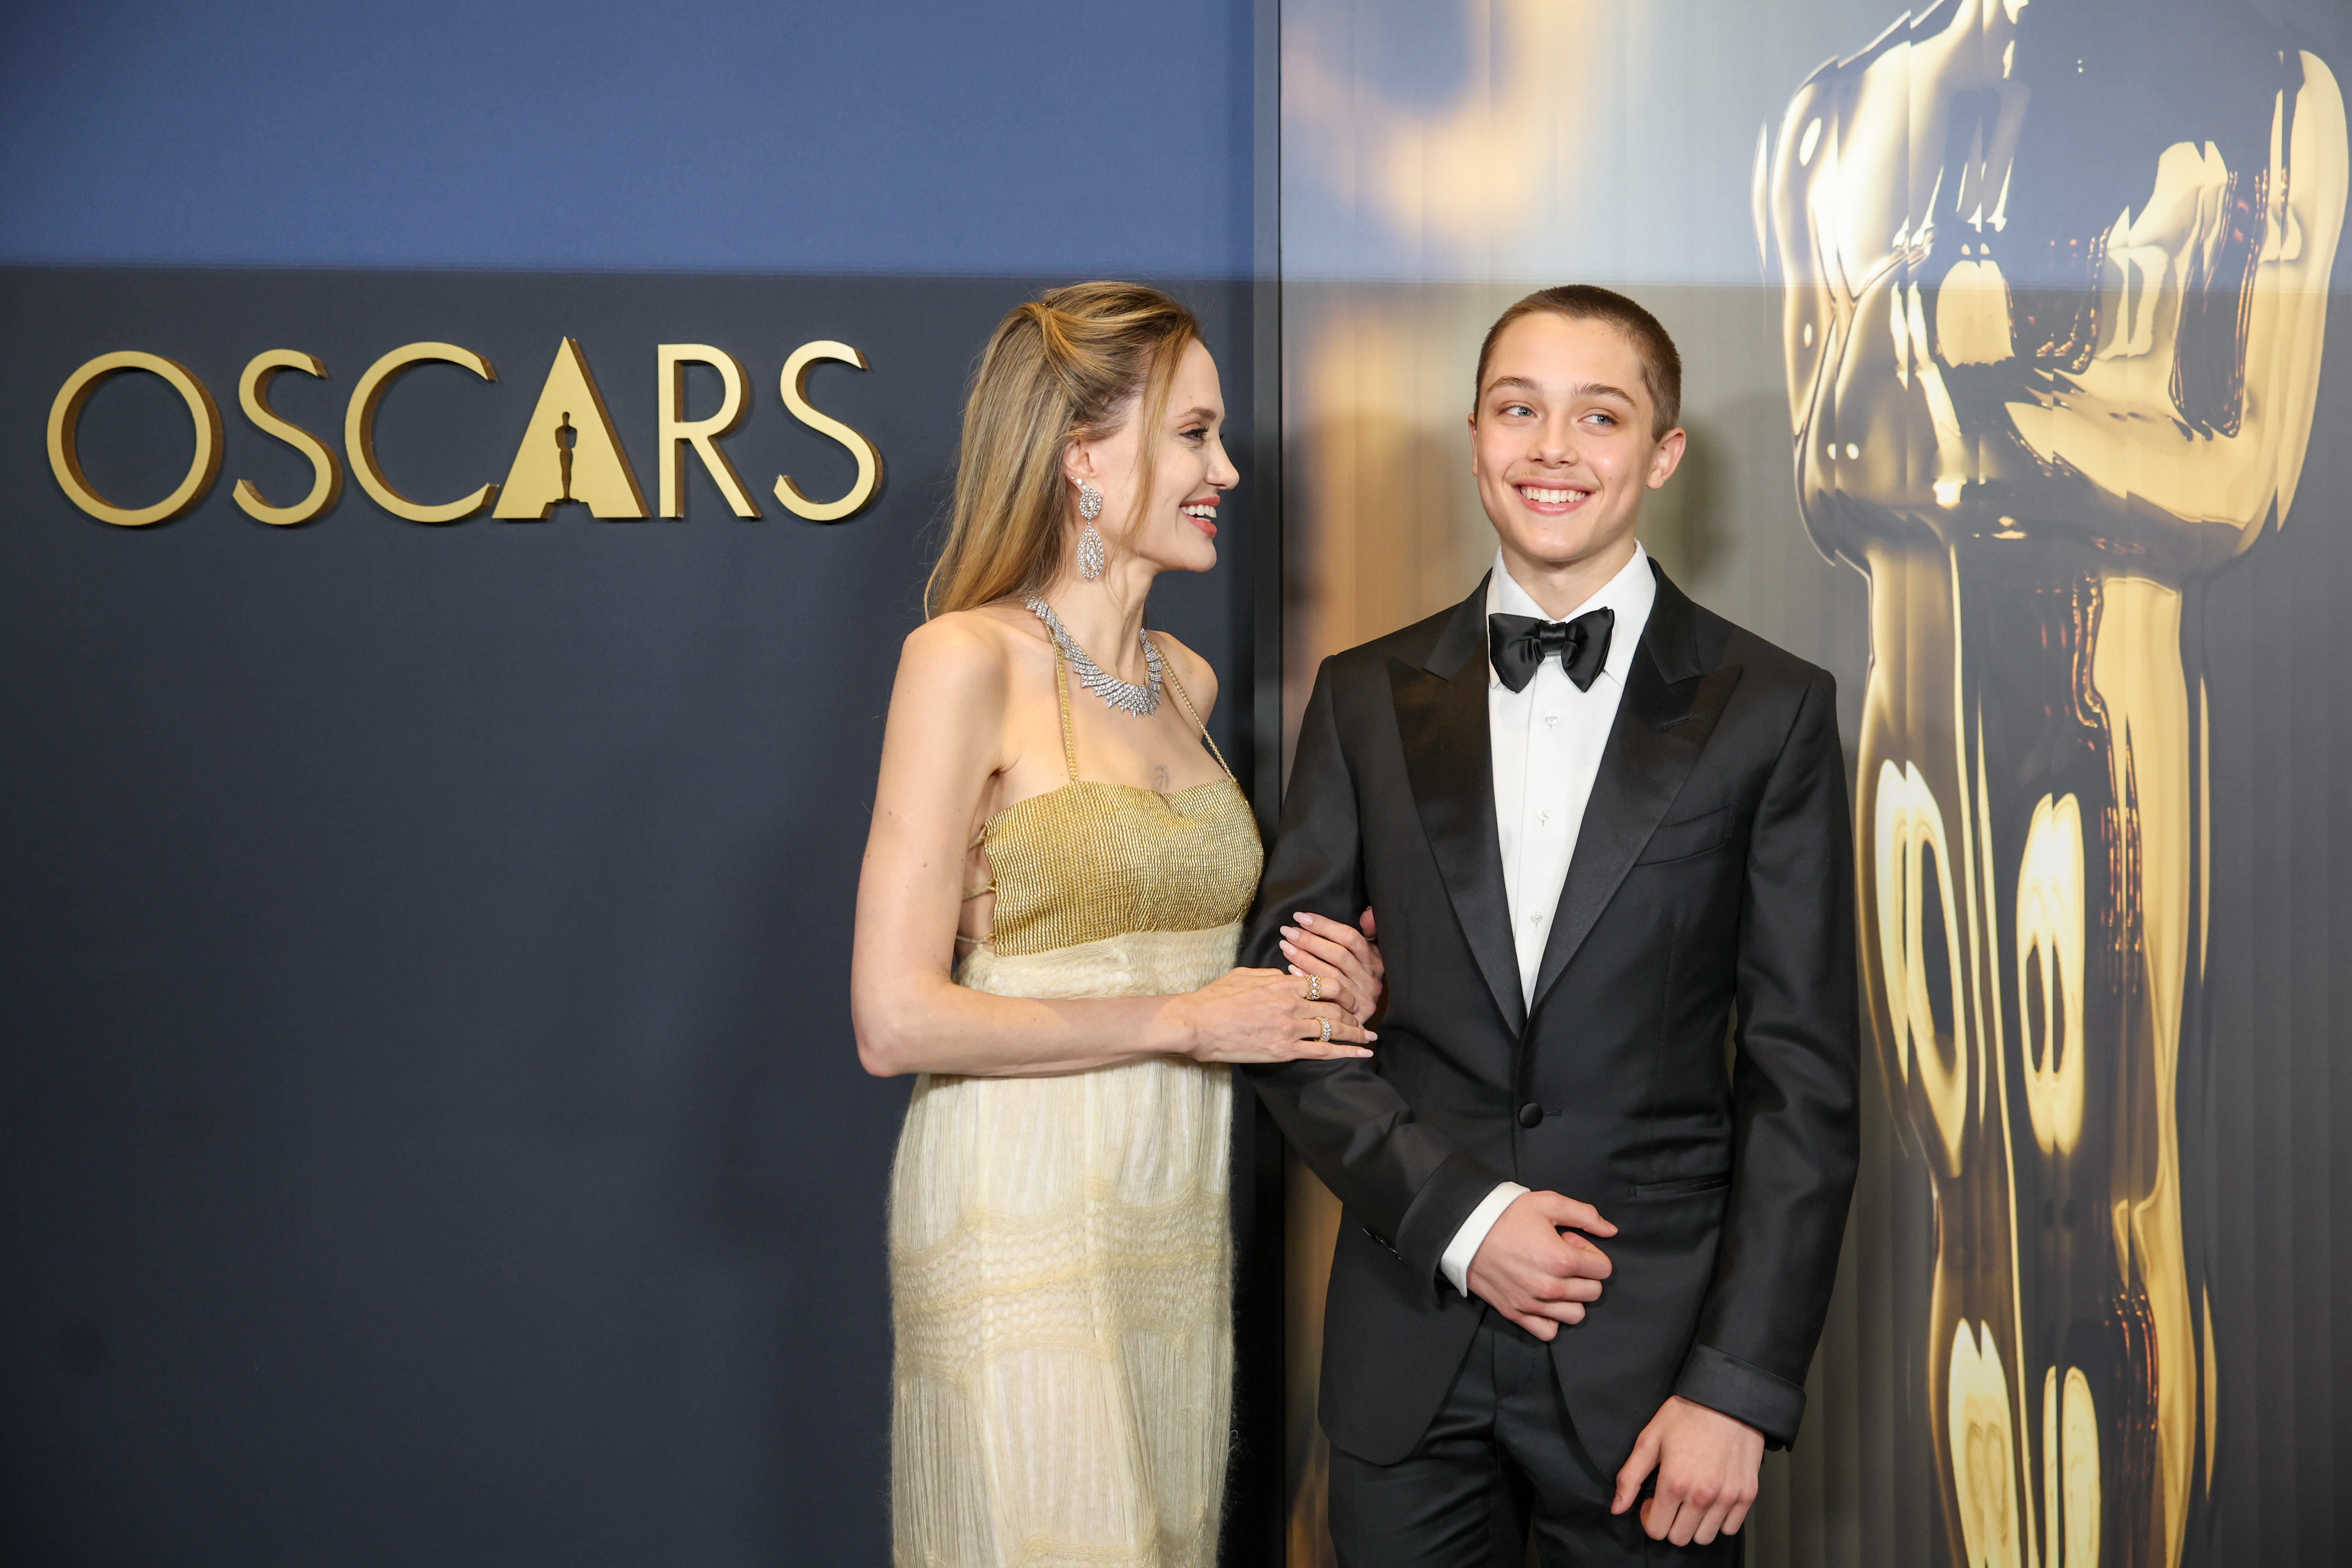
top-left (0, 266), bottom-right (1262, 1566)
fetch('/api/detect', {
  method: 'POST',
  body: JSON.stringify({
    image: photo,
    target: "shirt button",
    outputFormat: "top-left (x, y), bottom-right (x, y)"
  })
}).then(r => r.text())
top-left (1538, 809), bottom-right (1552, 826)
top-left (1528, 911), bottom-right (1544, 924)
top-left (1518, 1103), bottom-right (1545, 1129)
top-left (1544, 714), bottom-right (1559, 728)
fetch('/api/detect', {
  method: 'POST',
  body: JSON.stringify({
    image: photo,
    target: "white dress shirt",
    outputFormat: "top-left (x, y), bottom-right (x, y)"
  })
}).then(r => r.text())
top-left (1438, 543), bottom-right (1657, 1296)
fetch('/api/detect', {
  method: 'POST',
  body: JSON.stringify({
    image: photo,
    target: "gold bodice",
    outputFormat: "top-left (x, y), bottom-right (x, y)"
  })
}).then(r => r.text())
top-left (975, 646), bottom-right (1262, 959)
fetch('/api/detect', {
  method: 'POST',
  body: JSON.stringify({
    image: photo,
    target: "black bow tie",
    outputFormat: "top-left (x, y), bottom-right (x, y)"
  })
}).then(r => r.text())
top-left (1488, 608), bottom-right (1615, 694)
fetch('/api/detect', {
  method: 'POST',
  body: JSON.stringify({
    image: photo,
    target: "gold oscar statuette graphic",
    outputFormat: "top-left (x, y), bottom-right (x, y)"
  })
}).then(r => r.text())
top-left (775, 339), bottom-right (882, 522)
top-left (346, 342), bottom-right (501, 524)
top-left (47, 350), bottom-right (223, 526)
top-left (494, 338), bottom-right (649, 520)
top-left (233, 350), bottom-right (343, 526)
top-left (1769, 3), bottom-right (2347, 1564)
top-left (658, 344), bottom-right (759, 518)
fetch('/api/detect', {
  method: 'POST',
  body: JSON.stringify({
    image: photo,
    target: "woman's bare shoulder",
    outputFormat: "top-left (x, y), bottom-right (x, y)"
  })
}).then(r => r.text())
top-left (900, 604), bottom-right (1050, 676)
top-left (893, 605), bottom-right (1062, 727)
top-left (1149, 628), bottom-right (1220, 714)
top-left (887, 612), bottom-right (1002, 717)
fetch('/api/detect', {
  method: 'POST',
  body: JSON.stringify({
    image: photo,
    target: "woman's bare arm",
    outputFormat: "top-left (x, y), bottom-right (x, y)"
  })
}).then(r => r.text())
top-left (850, 614), bottom-right (1371, 1078)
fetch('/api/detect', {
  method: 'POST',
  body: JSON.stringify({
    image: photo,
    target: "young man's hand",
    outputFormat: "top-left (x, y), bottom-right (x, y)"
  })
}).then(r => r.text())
top-left (1464, 1190), bottom-right (1615, 1340)
top-left (1610, 1395), bottom-right (1764, 1545)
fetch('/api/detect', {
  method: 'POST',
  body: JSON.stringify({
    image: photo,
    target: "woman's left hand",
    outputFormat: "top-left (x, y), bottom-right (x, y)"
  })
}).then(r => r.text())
top-left (1279, 907), bottom-right (1385, 1021)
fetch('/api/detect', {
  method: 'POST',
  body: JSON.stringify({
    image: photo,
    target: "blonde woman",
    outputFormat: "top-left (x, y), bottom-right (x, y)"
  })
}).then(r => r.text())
top-left (851, 283), bottom-right (1383, 1567)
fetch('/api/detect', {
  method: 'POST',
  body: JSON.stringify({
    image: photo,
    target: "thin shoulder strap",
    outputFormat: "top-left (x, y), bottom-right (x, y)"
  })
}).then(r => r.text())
top-left (1154, 637), bottom-right (1235, 783)
top-left (1052, 652), bottom-right (1080, 782)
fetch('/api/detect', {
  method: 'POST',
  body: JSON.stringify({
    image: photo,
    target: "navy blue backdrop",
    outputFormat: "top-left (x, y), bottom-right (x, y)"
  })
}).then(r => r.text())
top-left (0, 5), bottom-right (1267, 1564)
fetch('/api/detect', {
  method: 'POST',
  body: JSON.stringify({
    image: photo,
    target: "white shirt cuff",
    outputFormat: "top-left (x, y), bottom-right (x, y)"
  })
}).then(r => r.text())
top-left (1439, 1181), bottom-right (1531, 1296)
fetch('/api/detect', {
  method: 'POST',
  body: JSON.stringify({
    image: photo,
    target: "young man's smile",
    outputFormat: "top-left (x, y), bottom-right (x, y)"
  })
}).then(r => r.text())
top-left (1512, 482), bottom-right (1593, 515)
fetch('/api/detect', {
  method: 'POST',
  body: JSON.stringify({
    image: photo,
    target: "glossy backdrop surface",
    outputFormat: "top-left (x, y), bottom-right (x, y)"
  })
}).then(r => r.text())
top-left (1279, 2), bottom-right (2352, 1564)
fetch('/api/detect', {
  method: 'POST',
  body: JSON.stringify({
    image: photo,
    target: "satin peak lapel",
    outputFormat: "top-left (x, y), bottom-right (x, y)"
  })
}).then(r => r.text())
top-left (1529, 568), bottom-right (1740, 1014)
top-left (1390, 584), bottom-right (1524, 1035)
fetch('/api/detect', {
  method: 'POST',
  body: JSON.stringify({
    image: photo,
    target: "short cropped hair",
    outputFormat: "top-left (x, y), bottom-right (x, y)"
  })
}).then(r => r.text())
top-left (1473, 285), bottom-right (1682, 438)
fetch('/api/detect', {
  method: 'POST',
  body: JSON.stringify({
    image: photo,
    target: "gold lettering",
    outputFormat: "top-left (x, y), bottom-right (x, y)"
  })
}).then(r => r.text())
top-left (232, 351), bottom-right (342, 526)
top-left (493, 338), bottom-right (648, 520)
top-left (46, 351), bottom-right (223, 526)
top-left (657, 345), bottom-right (758, 518)
top-left (1873, 759), bottom-right (1970, 1174)
top-left (775, 340), bottom-right (882, 522)
top-left (2015, 793), bottom-right (2087, 1156)
top-left (346, 343), bottom-right (500, 524)
top-left (1948, 1321), bottom-right (2025, 1568)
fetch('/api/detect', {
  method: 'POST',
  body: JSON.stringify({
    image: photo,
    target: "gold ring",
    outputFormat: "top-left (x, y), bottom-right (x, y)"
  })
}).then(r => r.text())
top-left (1319, 1018), bottom-right (1333, 1044)
top-left (1307, 975), bottom-right (1321, 1002)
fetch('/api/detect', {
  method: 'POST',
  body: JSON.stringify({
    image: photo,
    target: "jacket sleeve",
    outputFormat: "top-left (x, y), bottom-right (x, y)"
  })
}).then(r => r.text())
top-left (1674, 671), bottom-right (1860, 1448)
top-left (1241, 657), bottom-right (1507, 1296)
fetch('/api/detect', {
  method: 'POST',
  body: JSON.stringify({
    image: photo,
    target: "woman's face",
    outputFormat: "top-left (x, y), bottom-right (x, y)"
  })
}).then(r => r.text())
top-left (1069, 339), bottom-right (1237, 577)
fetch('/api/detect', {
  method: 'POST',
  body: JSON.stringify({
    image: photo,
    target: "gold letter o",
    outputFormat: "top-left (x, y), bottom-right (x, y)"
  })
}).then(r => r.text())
top-left (47, 351), bottom-right (224, 526)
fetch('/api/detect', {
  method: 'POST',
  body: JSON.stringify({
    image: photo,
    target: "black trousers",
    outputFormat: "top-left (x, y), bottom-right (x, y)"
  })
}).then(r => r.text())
top-left (1327, 1312), bottom-right (1740, 1568)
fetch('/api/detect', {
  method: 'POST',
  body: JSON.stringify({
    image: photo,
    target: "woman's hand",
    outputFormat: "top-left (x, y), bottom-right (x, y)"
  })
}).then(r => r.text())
top-left (1278, 907), bottom-right (1385, 1021)
top-left (1170, 967), bottom-right (1377, 1065)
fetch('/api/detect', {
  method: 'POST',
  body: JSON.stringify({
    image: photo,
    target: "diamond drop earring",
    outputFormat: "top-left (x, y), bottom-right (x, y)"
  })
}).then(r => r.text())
top-left (1076, 481), bottom-right (1105, 579)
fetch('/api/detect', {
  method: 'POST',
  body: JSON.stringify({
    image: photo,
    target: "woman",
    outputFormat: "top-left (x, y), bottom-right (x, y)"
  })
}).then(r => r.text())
top-left (852, 282), bottom-right (1383, 1568)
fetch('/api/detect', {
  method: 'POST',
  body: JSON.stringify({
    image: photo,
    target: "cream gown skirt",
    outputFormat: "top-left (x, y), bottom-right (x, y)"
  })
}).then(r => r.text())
top-left (887, 923), bottom-right (1238, 1568)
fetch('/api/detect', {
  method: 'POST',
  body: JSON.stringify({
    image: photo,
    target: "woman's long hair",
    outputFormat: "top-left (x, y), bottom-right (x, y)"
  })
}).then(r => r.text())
top-left (926, 282), bottom-right (1200, 617)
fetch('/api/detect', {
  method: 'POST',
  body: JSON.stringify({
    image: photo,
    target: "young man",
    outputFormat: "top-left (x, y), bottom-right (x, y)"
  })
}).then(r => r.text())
top-left (1245, 287), bottom-right (1859, 1564)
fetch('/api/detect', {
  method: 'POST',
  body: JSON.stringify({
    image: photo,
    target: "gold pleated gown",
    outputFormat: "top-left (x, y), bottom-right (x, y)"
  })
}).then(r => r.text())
top-left (887, 653), bottom-right (1263, 1568)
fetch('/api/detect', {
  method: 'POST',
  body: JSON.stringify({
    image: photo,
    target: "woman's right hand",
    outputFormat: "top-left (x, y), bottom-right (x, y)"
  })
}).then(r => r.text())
top-left (1170, 967), bottom-right (1377, 1065)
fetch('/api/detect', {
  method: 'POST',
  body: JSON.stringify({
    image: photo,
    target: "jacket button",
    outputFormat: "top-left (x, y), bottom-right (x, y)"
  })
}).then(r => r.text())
top-left (1517, 1103), bottom-right (1544, 1129)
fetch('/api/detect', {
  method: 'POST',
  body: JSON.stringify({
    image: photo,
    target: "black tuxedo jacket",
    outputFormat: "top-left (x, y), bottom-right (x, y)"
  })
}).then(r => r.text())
top-left (1242, 562), bottom-right (1858, 1469)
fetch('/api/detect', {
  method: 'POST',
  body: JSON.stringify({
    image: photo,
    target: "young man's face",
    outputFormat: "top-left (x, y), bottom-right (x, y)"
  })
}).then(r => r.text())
top-left (1469, 312), bottom-right (1685, 577)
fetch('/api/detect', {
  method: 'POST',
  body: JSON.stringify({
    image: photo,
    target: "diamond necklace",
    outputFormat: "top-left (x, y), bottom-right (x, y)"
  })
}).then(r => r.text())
top-left (1024, 596), bottom-right (1163, 717)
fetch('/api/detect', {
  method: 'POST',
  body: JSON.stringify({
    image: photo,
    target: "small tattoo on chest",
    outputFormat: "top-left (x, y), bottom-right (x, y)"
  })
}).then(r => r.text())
top-left (1152, 764), bottom-right (1172, 792)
